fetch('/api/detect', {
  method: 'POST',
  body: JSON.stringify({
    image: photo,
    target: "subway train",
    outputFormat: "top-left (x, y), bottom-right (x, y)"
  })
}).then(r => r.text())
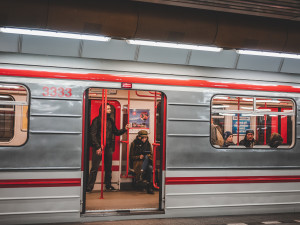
top-left (0, 56), bottom-right (300, 225)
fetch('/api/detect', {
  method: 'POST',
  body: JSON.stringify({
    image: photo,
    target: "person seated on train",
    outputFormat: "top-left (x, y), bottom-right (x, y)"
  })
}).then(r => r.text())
top-left (211, 118), bottom-right (224, 147)
top-left (86, 103), bottom-right (130, 193)
top-left (239, 129), bottom-right (257, 148)
top-left (269, 132), bottom-right (283, 149)
top-left (130, 130), bottom-right (154, 194)
top-left (222, 131), bottom-right (235, 148)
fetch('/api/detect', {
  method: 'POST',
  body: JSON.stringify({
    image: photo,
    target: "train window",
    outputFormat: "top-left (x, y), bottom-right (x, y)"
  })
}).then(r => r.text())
top-left (0, 84), bottom-right (28, 146)
top-left (211, 95), bottom-right (295, 149)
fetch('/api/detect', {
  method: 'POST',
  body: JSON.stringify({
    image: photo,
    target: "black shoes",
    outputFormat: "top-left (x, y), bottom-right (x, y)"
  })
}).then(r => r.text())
top-left (86, 188), bottom-right (92, 193)
top-left (106, 185), bottom-right (117, 191)
top-left (147, 183), bottom-right (154, 194)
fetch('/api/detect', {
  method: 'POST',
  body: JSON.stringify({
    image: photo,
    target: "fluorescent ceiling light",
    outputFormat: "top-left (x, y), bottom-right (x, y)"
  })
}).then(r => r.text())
top-left (127, 40), bottom-right (222, 52)
top-left (237, 49), bottom-right (300, 59)
top-left (0, 27), bottom-right (111, 42)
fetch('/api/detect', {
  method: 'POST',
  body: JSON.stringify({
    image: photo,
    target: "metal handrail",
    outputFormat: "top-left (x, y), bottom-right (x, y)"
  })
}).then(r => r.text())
top-left (100, 89), bottom-right (107, 199)
top-left (152, 91), bottom-right (160, 189)
top-left (121, 90), bottom-right (131, 178)
top-left (152, 142), bottom-right (160, 189)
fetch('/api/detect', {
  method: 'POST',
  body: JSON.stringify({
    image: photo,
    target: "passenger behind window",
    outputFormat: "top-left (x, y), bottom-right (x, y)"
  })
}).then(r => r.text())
top-left (239, 129), bottom-right (257, 148)
top-left (222, 131), bottom-right (236, 148)
top-left (269, 133), bottom-right (283, 149)
top-left (130, 130), bottom-right (154, 194)
top-left (211, 118), bottom-right (224, 147)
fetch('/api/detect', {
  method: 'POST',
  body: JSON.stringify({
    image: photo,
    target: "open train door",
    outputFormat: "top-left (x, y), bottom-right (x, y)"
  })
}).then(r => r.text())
top-left (81, 88), bottom-right (166, 216)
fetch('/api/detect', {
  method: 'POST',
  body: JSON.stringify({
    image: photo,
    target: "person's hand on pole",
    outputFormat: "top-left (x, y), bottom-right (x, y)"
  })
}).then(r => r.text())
top-left (96, 148), bottom-right (102, 156)
top-left (125, 124), bottom-right (131, 130)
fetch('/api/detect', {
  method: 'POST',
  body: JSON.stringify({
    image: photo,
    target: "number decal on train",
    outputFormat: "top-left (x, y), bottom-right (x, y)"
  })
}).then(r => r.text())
top-left (42, 87), bottom-right (72, 97)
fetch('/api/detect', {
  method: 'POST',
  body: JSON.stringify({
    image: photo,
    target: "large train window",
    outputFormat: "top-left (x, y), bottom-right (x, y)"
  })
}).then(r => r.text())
top-left (0, 84), bottom-right (28, 146)
top-left (211, 95), bottom-right (295, 149)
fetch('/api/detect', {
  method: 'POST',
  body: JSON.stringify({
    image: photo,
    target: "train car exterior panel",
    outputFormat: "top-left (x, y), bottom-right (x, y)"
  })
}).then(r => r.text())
top-left (165, 170), bottom-right (300, 217)
top-left (0, 133), bottom-right (82, 169)
top-left (30, 99), bottom-right (82, 116)
top-left (168, 121), bottom-right (209, 135)
top-left (30, 117), bottom-right (82, 133)
top-left (28, 82), bottom-right (84, 100)
top-left (0, 171), bottom-right (81, 224)
top-left (168, 104), bottom-right (210, 121)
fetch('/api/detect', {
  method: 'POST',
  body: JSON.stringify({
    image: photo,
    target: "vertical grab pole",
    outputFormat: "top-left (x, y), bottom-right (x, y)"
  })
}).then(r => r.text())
top-left (100, 90), bottom-right (105, 199)
top-left (100, 89), bottom-right (108, 199)
top-left (237, 97), bottom-right (240, 145)
top-left (264, 102), bottom-right (267, 145)
top-left (152, 92), bottom-right (159, 189)
top-left (126, 90), bottom-right (130, 177)
top-left (163, 95), bottom-right (166, 171)
top-left (154, 92), bottom-right (157, 141)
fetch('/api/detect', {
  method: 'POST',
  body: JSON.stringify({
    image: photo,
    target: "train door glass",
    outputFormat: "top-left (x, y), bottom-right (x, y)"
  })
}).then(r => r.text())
top-left (83, 88), bottom-right (164, 214)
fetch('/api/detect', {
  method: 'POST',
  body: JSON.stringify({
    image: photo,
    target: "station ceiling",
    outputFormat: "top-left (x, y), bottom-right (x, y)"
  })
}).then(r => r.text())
top-left (133, 0), bottom-right (300, 21)
top-left (1, 0), bottom-right (300, 53)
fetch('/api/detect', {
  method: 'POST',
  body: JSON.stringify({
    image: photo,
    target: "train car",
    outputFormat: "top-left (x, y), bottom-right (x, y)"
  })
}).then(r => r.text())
top-left (0, 55), bottom-right (300, 224)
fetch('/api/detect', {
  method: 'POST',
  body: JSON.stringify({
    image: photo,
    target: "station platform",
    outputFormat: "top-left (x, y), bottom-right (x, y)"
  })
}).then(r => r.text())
top-left (47, 213), bottom-right (300, 225)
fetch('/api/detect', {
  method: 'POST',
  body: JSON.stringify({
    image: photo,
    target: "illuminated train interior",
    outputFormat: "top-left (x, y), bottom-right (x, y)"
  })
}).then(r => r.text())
top-left (84, 88), bottom-right (163, 212)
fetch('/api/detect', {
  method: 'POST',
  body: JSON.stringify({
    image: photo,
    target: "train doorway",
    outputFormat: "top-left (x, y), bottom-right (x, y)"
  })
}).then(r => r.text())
top-left (82, 88), bottom-right (165, 215)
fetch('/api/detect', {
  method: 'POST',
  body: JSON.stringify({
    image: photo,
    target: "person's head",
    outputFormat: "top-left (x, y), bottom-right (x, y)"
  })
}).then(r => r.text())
top-left (245, 130), bottom-right (254, 141)
top-left (138, 130), bottom-right (148, 143)
top-left (223, 131), bottom-right (233, 143)
top-left (269, 132), bottom-right (283, 148)
top-left (99, 103), bottom-right (112, 115)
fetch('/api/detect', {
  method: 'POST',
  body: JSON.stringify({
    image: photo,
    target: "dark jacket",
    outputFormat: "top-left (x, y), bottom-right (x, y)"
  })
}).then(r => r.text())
top-left (239, 138), bottom-right (256, 148)
top-left (90, 115), bottom-right (126, 151)
top-left (223, 141), bottom-right (236, 148)
top-left (130, 137), bottom-right (153, 162)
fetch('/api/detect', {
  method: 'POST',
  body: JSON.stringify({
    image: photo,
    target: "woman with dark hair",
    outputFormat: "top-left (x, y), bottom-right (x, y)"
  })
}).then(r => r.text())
top-left (87, 103), bottom-right (130, 192)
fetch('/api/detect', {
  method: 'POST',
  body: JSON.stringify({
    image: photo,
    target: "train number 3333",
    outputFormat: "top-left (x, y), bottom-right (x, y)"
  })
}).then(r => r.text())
top-left (42, 87), bottom-right (72, 97)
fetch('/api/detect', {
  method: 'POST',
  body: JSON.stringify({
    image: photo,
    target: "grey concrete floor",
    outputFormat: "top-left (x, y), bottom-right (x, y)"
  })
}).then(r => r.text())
top-left (46, 213), bottom-right (300, 225)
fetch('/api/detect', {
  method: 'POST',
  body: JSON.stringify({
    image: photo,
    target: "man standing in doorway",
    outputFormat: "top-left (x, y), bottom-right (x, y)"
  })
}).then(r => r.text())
top-left (87, 103), bottom-right (130, 192)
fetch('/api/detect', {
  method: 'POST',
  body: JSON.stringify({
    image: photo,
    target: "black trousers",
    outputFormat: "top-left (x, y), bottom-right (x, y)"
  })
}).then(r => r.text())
top-left (87, 146), bottom-right (113, 191)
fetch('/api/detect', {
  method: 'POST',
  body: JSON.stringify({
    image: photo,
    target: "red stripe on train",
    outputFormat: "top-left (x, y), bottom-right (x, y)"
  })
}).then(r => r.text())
top-left (1, 68), bottom-right (300, 93)
top-left (0, 178), bottom-right (81, 188)
top-left (165, 176), bottom-right (300, 185)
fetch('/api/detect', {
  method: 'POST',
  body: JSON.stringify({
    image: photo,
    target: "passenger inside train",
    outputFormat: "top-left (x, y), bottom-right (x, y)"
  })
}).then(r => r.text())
top-left (130, 130), bottom-right (154, 194)
top-left (211, 95), bottom-right (295, 149)
top-left (239, 130), bottom-right (257, 148)
top-left (222, 131), bottom-right (235, 148)
top-left (87, 103), bottom-right (130, 192)
top-left (269, 133), bottom-right (283, 149)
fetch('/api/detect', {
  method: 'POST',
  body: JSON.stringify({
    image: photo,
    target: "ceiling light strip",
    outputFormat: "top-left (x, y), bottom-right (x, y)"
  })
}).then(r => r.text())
top-left (0, 27), bottom-right (111, 42)
top-left (237, 50), bottom-right (300, 59)
top-left (127, 40), bottom-right (222, 52)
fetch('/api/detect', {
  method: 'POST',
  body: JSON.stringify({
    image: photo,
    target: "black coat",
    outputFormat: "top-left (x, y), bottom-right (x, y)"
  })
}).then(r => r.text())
top-left (239, 138), bottom-right (256, 148)
top-left (130, 137), bottom-right (153, 174)
top-left (90, 116), bottom-right (126, 151)
top-left (130, 137), bottom-right (152, 161)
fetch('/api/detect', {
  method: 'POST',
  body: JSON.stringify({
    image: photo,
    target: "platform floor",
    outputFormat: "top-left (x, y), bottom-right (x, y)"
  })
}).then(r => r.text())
top-left (48, 213), bottom-right (300, 225)
top-left (85, 190), bottom-right (159, 211)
